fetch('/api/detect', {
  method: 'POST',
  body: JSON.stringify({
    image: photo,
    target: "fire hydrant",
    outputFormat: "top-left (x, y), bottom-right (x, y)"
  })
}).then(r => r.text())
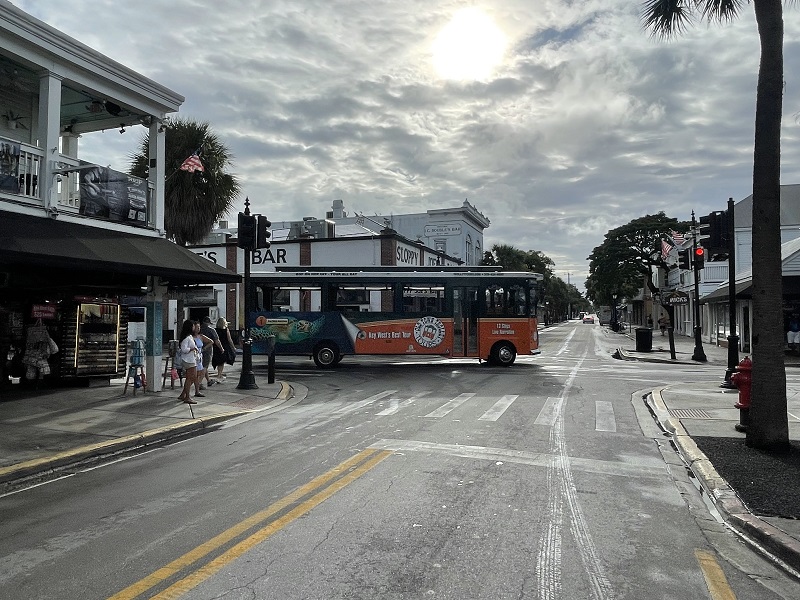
top-left (731, 355), bottom-right (752, 432)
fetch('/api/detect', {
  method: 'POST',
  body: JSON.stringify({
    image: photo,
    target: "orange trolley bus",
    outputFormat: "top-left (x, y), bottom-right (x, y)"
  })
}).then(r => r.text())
top-left (248, 267), bottom-right (543, 367)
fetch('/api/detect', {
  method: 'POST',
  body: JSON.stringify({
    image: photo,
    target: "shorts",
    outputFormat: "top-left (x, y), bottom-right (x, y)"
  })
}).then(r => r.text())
top-left (788, 331), bottom-right (800, 344)
top-left (181, 359), bottom-right (196, 369)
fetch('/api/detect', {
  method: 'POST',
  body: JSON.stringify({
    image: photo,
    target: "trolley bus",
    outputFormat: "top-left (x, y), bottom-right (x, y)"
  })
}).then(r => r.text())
top-left (248, 267), bottom-right (543, 367)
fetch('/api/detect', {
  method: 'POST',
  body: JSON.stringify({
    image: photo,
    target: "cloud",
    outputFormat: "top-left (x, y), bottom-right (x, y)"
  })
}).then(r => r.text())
top-left (11, 0), bottom-right (800, 292)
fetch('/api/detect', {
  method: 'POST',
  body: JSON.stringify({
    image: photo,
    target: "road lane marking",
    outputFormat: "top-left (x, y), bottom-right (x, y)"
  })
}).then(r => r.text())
top-left (534, 397), bottom-right (561, 426)
top-left (595, 401), bottom-right (616, 432)
top-left (478, 395), bottom-right (519, 421)
top-left (369, 440), bottom-right (666, 479)
top-left (695, 549), bottom-right (737, 600)
top-left (106, 448), bottom-right (390, 600)
top-left (554, 329), bottom-right (576, 356)
top-left (423, 393), bottom-right (475, 418)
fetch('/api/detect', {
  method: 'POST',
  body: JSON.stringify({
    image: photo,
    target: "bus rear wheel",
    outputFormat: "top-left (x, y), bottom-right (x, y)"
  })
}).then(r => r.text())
top-left (490, 342), bottom-right (516, 366)
top-left (313, 342), bottom-right (340, 368)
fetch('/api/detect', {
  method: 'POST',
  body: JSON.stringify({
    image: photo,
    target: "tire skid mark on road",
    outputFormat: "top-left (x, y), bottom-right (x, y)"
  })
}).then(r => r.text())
top-left (537, 349), bottom-right (616, 600)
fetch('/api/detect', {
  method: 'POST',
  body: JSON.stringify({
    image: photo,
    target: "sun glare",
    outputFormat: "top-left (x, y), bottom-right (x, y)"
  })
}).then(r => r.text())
top-left (432, 8), bottom-right (507, 81)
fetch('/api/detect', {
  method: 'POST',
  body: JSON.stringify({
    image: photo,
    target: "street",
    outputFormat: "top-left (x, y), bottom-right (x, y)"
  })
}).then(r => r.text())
top-left (0, 321), bottom-right (797, 599)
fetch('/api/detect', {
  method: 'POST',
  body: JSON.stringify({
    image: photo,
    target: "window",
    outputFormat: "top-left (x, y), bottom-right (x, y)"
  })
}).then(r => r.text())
top-left (465, 235), bottom-right (473, 265)
top-left (402, 285), bottom-right (445, 314)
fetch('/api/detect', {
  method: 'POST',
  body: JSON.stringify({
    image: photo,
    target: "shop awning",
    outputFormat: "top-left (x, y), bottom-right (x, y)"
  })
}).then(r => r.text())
top-left (700, 281), bottom-right (752, 304)
top-left (0, 212), bottom-right (240, 286)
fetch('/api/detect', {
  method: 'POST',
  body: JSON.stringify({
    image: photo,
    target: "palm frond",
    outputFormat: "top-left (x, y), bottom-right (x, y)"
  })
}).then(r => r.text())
top-left (642, 0), bottom-right (693, 38)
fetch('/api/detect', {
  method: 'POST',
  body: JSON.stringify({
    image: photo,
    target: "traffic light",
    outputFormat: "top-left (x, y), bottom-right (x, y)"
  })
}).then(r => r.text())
top-left (693, 247), bottom-right (705, 270)
top-left (256, 215), bottom-right (271, 249)
top-left (698, 210), bottom-right (728, 253)
top-left (237, 212), bottom-right (256, 250)
top-left (678, 249), bottom-right (691, 270)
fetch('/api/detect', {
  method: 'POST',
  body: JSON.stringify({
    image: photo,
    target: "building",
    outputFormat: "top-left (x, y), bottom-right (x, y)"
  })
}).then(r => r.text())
top-left (0, 2), bottom-right (239, 390)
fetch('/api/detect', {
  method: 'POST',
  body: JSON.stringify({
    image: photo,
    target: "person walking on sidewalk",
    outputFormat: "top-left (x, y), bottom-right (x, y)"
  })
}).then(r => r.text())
top-left (212, 317), bottom-right (236, 381)
top-left (177, 320), bottom-right (200, 404)
top-left (788, 313), bottom-right (800, 352)
top-left (200, 316), bottom-right (224, 388)
top-left (193, 322), bottom-right (214, 398)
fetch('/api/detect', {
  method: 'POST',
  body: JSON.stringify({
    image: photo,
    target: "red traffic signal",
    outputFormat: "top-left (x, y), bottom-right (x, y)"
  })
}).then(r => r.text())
top-left (693, 247), bottom-right (705, 270)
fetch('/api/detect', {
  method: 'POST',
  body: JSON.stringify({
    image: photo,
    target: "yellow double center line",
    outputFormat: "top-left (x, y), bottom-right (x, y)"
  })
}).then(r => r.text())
top-left (108, 447), bottom-right (392, 600)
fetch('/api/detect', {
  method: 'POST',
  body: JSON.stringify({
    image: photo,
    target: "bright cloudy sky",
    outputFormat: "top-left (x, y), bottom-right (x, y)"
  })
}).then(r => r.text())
top-left (11, 1), bottom-right (800, 292)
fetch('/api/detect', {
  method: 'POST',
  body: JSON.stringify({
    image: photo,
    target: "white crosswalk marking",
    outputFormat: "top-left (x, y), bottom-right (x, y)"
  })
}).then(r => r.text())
top-left (335, 390), bottom-right (396, 414)
top-left (595, 400), bottom-right (616, 432)
top-left (424, 393), bottom-right (475, 418)
top-left (534, 397), bottom-right (561, 426)
top-left (376, 391), bottom-right (431, 416)
top-left (478, 395), bottom-right (519, 421)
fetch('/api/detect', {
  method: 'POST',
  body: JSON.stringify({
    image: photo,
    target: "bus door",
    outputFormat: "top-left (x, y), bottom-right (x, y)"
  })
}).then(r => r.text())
top-left (452, 287), bottom-right (479, 357)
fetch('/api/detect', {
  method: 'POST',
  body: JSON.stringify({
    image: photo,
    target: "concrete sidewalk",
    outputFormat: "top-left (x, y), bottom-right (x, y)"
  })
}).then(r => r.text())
top-left (0, 361), bottom-right (302, 487)
top-left (614, 327), bottom-right (800, 576)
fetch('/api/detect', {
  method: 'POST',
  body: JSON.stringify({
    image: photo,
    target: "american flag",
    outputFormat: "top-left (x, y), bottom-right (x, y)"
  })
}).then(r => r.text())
top-left (670, 230), bottom-right (685, 246)
top-left (179, 151), bottom-right (204, 173)
top-left (661, 239), bottom-right (674, 261)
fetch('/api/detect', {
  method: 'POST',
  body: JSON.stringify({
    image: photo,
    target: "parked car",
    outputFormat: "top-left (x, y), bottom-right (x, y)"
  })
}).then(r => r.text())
top-left (583, 315), bottom-right (595, 324)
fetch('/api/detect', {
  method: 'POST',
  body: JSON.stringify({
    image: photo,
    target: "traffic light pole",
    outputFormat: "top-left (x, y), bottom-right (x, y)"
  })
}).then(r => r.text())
top-left (722, 198), bottom-right (739, 386)
top-left (691, 213), bottom-right (707, 362)
top-left (237, 201), bottom-right (258, 390)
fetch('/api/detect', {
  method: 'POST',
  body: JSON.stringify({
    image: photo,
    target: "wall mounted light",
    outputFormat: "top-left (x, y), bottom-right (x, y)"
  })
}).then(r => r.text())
top-left (119, 124), bottom-right (126, 134)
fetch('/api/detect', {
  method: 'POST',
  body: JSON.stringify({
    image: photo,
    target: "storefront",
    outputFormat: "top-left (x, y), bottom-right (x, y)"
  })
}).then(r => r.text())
top-left (1, 212), bottom-right (240, 387)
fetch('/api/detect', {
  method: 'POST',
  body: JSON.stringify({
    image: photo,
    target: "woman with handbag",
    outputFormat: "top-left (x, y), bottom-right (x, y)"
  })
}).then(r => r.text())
top-left (212, 317), bottom-right (236, 381)
top-left (177, 319), bottom-right (200, 404)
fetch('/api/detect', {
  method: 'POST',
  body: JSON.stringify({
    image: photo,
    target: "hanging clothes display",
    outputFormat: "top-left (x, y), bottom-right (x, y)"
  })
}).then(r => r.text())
top-left (22, 320), bottom-right (58, 379)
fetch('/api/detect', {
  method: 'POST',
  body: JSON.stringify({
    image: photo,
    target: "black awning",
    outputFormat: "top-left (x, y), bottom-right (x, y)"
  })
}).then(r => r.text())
top-left (0, 212), bottom-right (240, 286)
top-left (700, 281), bottom-right (752, 304)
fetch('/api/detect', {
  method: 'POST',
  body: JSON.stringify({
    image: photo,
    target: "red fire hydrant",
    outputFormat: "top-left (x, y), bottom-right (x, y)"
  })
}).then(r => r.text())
top-left (731, 355), bottom-right (752, 432)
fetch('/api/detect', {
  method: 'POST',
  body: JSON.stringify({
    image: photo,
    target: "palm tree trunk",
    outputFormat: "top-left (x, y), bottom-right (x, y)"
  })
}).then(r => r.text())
top-left (747, 0), bottom-right (789, 450)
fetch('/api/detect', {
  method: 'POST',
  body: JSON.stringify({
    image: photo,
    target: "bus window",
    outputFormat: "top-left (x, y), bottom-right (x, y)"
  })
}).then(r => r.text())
top-left (402, 286), bottom-right (445, 314)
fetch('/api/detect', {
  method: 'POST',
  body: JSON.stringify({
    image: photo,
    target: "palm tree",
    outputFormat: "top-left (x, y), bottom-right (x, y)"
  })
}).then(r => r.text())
top-left (129, 118), bottom-right (241, 246)
top-left (642, 0), bottom-right (789, 450)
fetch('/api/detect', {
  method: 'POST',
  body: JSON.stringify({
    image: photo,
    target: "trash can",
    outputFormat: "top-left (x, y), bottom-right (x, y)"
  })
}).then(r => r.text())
top-left (635, 327), bottom-right (653, 352)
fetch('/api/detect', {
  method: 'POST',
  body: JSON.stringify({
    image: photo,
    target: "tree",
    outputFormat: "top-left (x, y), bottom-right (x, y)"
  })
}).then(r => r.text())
top-left (587, 212), bottom-right (685, 305)
top-left (129, 118), bottom-right (241, 246)
top-left (642, 1), bottom-right (788, 450)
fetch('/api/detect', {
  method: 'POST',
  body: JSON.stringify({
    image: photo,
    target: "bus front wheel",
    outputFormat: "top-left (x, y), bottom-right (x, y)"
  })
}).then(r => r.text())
top-left (490, 342), bottom-right (516, 366)
top-left (313, 342), bottom-right (340, 368)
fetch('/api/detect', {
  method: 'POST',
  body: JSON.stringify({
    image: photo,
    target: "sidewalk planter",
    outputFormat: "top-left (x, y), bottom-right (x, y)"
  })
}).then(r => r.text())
top-left (635, 327), bottom-right (653, 352)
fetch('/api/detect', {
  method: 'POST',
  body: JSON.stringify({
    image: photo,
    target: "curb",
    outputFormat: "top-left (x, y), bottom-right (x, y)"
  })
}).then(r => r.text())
top-left (0, 410), bottom-right (249, 487)
top-left (648, 387), bottom-right (800, 575)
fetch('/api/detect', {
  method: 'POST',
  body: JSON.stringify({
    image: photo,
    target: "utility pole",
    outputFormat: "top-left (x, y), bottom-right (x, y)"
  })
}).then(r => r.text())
top-left (691, 211), bottom-right (707, 362)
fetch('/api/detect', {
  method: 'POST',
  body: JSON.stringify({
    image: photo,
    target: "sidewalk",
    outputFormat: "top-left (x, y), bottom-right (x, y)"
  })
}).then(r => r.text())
top-left (0, 360), bottom-right (303, 487)
top-left (614, 327), bottom-right (800, 576)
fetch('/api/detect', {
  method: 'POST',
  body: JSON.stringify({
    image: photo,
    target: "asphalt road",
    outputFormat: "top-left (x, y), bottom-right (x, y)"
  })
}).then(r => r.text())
top-left (0, 321), bottom-right (797, 599)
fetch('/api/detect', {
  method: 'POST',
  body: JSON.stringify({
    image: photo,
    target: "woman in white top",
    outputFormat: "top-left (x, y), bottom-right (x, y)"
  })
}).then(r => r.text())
top-left (178, 320), bottom-right (200, 404)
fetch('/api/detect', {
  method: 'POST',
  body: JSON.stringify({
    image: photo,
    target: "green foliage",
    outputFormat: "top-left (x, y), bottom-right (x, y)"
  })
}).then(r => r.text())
top-left (586, 212), bottom-right (688, 304)
top-left (129, 118), bottom-right (241, 246)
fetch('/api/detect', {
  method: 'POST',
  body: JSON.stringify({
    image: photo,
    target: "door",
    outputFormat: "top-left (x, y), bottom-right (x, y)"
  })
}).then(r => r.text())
top-left (452, 287), bottom-right (479, 357)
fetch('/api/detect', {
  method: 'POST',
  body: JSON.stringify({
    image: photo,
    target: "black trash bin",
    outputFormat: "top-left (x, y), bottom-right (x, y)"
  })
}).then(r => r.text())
top-left (635, 327), bottom-right (653, 352)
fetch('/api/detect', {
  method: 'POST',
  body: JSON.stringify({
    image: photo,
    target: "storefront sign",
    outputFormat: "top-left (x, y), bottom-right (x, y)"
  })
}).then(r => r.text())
top-left (31, 304), bottom-right (56, 319)
top-left (79, 162), bottom-right (149, 227)
top-left (395, 241), bottom-right (421, 266)
top-left (666, 291), bottom-right (689, 305)
top-left (424, 223), bottom-right (462, 237)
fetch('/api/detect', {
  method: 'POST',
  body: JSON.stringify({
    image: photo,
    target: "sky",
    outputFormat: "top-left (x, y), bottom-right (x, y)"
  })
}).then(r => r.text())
top-left (11, 1), bottom-right (800, 292)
